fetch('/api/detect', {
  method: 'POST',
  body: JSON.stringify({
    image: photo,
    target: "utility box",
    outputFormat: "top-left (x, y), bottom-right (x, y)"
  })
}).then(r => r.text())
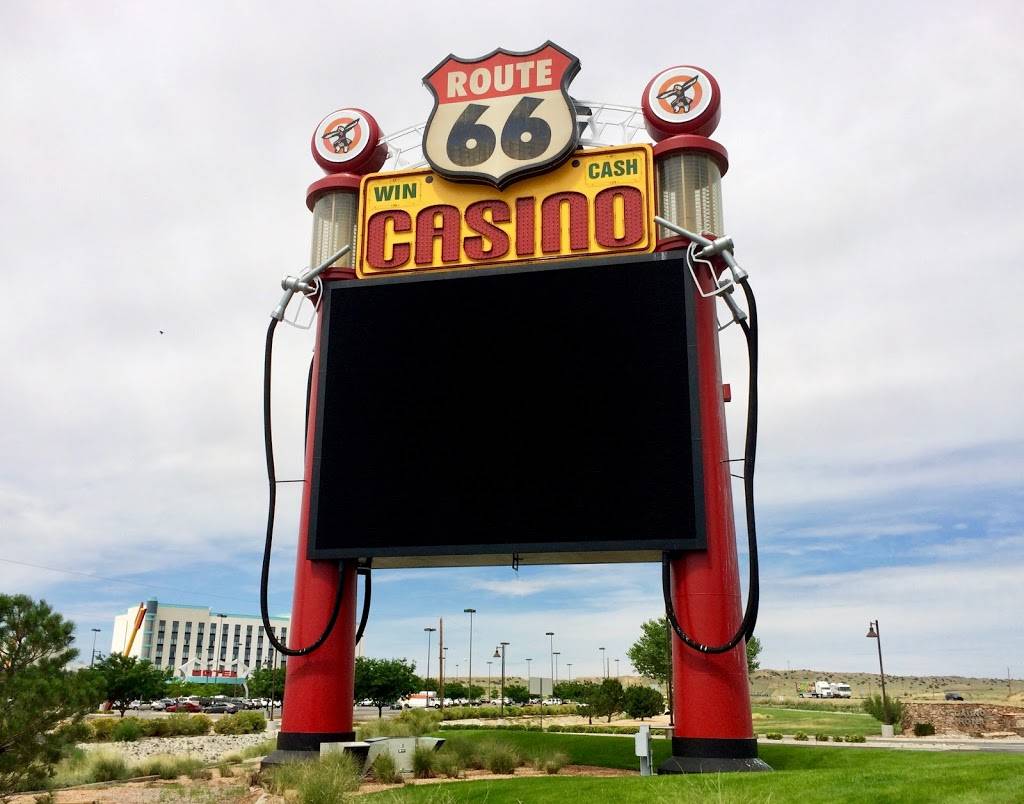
top-left (635, 725), bottom-right (653, 776)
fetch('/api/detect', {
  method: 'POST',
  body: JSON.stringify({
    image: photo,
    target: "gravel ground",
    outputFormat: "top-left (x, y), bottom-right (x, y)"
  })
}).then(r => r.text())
top-left (78, 728), bottom-right (279, 763)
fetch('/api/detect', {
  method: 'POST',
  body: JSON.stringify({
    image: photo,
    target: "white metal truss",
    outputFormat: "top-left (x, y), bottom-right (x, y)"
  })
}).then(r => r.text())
top-left (379, 101), bottom-right (650, 173)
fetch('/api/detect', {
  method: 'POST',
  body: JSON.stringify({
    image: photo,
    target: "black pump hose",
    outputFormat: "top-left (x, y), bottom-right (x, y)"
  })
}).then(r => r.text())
top-left (664, 276), bottom-right (760, 653)
top-left (355, 567), bottom-right (372, 645)
top-left (260, 316), bottom-right (346, 656)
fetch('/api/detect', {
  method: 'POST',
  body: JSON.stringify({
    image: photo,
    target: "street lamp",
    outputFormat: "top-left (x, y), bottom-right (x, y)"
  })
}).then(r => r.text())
top-left (464, 608), bottom-right (476, 704)
top-left (566, 662), bottom-right (573, 682)
top-left (487, 660), bottom-right (493, 699)
top-left (90, 628), bottom-right (101, 667)
top-left (599, 646), bottom-right (606, 679)
top-left (493, 642), bottom-right (509, 716)
top-left (545, 631), bottom-right (555, 698)
top-left (553, 651), bottom-right (560, 690)
top-left (424, 627), bottom-right (436, 686)
top-left (866, 620), bottom-right (889, 725)
top-left (615, 658), bottom-right (620, 679)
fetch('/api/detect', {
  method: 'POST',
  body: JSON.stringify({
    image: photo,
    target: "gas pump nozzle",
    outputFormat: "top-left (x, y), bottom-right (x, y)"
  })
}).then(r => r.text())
top-left (272, 244), bottom-right (352, 321)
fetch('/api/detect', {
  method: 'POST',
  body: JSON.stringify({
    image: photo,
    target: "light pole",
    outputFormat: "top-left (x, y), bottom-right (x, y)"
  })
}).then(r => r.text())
top-left (464, 608), bottom-right (476, 704)
top-left (866, 620), bottom-right (889, 724)
top-left (553, 651), bottom-right (560, 692)
top-left (493, 642), bottom-right (509, 716)
top-left (599, 646), bottom-right (606, 679)
top-left (424, 627), bottom-right (436, 687)
top-left (545, 631), bottom-right (555, 698)
top-left (566, 662), bottom-right (573, 682)
top-left (90, 628), bottom-right (101, 667)
top-left (487, 661), bottom-right (493, 699)
top-left (268, 649), bottom-right (277, 723)
top-left (615, 658), bottom-right (620, 679)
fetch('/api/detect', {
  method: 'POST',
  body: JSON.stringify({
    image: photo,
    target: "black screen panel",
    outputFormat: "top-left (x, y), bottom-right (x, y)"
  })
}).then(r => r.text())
top-left (308, 251), bottom-right (705, 566)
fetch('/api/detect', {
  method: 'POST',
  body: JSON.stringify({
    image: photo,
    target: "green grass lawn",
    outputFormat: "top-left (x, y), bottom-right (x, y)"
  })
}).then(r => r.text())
top-left (362, 732), bottom-right (1024, 803)
top-left (750, 704), bottom-right (880, 737)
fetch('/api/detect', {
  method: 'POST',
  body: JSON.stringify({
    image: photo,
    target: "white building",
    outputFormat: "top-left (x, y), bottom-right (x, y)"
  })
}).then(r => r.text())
top-left (110, 599), bottom-right (289, 686)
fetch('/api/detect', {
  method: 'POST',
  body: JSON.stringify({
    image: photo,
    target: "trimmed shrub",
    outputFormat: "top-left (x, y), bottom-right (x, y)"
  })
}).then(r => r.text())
top-left (411, 746), bottom-right (436, 778)
top-left (765, 732), bottom-right (783, 740)
top-left (794, 732), bottom-right (809, 741)
top-left (814, 734), bottom-right (830, 742)
top-left (370, 752), bottom-right (402, 784)
top-left (845, 734), bottom-right (867, 743)
top-left (913, 722), bottom-right (936, 737)
top-left (213, 710), bottom-right (266, 735)
top-left (833, 735), bottom-right (846, 742)
top-left (111, 718), bottom-right (144, 742)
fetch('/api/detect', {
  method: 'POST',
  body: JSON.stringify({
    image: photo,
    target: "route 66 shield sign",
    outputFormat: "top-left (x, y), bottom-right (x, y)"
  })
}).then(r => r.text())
top-left (422, 42), bottom-right (581, 189)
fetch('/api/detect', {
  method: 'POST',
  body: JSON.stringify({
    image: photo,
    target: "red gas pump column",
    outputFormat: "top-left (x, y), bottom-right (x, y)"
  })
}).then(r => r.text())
top-left (273, 174), bottom-right (362, 756)
top-left (648, 77), bottom-right (769, 771)
top-left (273, 108), bottom-right (386, 758)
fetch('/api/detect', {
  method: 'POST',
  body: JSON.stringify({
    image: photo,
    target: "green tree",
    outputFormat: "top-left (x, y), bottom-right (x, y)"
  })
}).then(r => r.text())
top-left (93, 654), bottom-right (169, 717)
top-left (553, 680), bottom-right (588, 701)
top-left (574, 681), bottom-right (598, 723)
top-left (623, 685), bottom-right (664, 720)
top-left (247, 666), bottom-right (286, 700)
top-left (444, 681), bottom-right (467, 699)
top-left (354, 657), bottom-right (419, 718)
top-left (0, 595), bottom-right (103, 798)
top-left (746, 635), bottom-right (762, 674)
top-left (587, 678), bottom-right (626, 723)
top-left (627, 617), bottom-right (671, 693)
top-left (504, 683), bottom-right (529, 704)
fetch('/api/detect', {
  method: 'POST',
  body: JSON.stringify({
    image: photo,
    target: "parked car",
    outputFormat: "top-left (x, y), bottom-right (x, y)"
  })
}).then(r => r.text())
top-left (151, 698), bottom-right (175, 711)
top-left (203, 702), bottom-right (239, 714)
top-left (166, 701), bottom-right (202, 713)
top-left (945, 692), bottom-right (964, 701)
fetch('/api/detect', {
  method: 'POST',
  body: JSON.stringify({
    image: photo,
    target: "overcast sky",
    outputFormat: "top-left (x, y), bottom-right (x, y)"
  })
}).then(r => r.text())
top-left (2, 1), bottom-right (1022, 682)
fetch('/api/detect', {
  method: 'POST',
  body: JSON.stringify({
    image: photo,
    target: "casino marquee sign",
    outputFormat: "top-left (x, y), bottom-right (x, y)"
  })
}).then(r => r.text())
top-left (307, 41), bottom-right (670, 278)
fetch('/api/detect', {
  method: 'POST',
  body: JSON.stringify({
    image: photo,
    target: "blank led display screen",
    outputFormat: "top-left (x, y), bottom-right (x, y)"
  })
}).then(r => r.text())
top-left (308, 251), bottom-right (706, 567)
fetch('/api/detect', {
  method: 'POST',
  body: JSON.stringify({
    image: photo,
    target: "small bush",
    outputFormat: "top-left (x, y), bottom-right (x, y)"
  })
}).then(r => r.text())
top-left (89, 753), bottom-right (131, 782)
top-left (296, 754), bottom-right (361, 804)
top-left (483, 744), bottom-right (520, 774)
top-left (214, 711), bottom-right (266, 735)
top-left (239, 738), bottom-right (277, 759)
top-left (765, 732), bottom-right (783, 740)
top-left (360, 708), bottom-right (441, 740)
top-left (845, 734), bottom-right (867, 743)
top-left (370, 752), bottom-right (402, 784)
top-left (533, 750), bottom-right (568, 775)
top-left (136, 755), bottom-right (206, 780)
top-left (89, 718), bottom-right (117, 741)
top-left (411, 746), bottom-right (436, 778)
top-left (111, 718), bottom-right (144, 742)
top-left (55, 720), bottom-right (93, 744)
top-left (833, 735), bottom-right (845, 742)
top-left (913, 722), bottom-right (936, 737)
top-left (794, 732), bottom-right (809, 741)
top-left (434, 751), bottom-right (464, 779)
top-left (814, 734), bottom-right (830, 742)
top-left (862, 694), bottom-right (904, 725)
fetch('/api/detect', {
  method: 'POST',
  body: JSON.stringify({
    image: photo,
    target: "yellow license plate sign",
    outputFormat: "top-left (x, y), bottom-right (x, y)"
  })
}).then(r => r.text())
top-left (357, 144), bottom-right (654, 277)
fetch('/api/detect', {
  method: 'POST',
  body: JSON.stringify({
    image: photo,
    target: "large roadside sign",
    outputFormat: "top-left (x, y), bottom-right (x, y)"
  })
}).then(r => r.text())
top-left (357, 143), bottom-right (654, 277)
top-left (421, 42), bottom-right (581, 188)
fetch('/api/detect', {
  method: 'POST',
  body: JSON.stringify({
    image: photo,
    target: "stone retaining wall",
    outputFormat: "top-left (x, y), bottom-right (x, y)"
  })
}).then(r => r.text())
top-left (901, 703), bottom-right (1024, 736)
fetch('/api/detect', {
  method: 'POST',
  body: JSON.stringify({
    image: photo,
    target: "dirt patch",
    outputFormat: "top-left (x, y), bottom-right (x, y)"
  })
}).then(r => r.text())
top-left (355, 764), bottom-right (635, 795)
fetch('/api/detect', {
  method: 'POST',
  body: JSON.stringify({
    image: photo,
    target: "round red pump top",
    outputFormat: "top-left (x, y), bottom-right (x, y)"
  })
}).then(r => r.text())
top-left (311, 108), bottom-right (384, 174)
top-left (642, 65), bottom-right (722, 140)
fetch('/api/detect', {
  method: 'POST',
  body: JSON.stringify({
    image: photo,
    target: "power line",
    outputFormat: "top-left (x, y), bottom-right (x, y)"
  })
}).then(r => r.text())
top-left (0, 556), bottom-right (254, 605)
